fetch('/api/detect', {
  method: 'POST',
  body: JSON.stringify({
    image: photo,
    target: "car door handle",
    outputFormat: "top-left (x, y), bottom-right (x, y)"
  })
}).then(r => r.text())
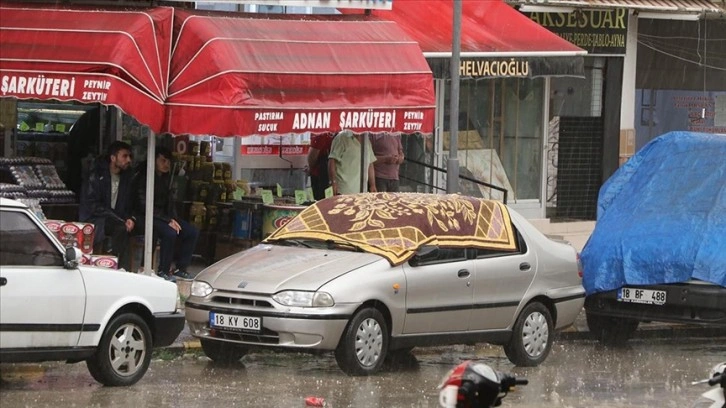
top-left (519, 262), bottom-right (531, 271)
top-left (0, 277), bottom-right (6, 286)
top-left (457, 269), bottom-right (470, 278)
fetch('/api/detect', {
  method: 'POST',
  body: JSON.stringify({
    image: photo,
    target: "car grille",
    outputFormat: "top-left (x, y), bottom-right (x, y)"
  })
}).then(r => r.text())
top-left (211, 295), bottom-right (274, 308)
top-left (211, 327), bottom-right (279, 345)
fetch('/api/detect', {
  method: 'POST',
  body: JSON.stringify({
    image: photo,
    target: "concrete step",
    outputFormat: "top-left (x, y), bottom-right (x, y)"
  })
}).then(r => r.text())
top-left (529, 219), bottom-right (594, 252)
top-left (530, 219), bottom-right (595, 235)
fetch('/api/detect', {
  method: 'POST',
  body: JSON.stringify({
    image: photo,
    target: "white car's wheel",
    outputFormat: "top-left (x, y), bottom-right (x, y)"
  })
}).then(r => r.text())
top-left (504, 302), bottom-right (553, 367)
top-left (86, 313), bottom-right (152, 386)
top-left (335, 308), bottom-right (388, 376)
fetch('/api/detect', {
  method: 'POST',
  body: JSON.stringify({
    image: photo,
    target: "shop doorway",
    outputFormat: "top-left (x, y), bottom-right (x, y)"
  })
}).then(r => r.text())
top-left (437, 77), bottom-right (546, 206)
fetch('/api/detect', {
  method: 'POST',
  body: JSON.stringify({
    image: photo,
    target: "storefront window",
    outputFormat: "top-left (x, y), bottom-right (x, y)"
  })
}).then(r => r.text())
top-left (15, 102), bottom-right (97, 184)
top-left (400, 132), bottom-right (436, 193)
top-left (443, 77), bottom-right (545, 201)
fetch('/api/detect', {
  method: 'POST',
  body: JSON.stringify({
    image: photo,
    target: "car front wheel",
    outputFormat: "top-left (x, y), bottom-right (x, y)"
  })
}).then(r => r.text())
top-left (86, 313), bottom-right (152, 386)
top-left (504, 302), bottom-right (553, 367)
top-left (335, 308), bottom-right (389, 376)
top-left (200, 339), bottom-right (249, 363)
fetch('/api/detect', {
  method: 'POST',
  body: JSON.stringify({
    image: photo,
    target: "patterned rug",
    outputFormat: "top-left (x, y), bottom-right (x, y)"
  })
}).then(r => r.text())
top-left (265, 193), bottom-right (517, 265)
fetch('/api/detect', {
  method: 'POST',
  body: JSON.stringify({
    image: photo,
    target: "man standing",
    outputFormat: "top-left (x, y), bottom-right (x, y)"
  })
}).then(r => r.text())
top-left (370, 133), bottom-right (404, 192)
top-left (307, 132), bottom-right (335, 200)
top-left (328, 130), bottom-right (377, 195)
top-left (79, 140), bottom-right (138, 271)
top-left (136, 146), bottom-right (198, 281)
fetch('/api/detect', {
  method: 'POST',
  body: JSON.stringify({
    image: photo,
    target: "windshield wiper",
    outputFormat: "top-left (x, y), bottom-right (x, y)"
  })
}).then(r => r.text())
top-left (325, 239), bottom-right (364, 252)
top-left (269, 239), bottom-right (313, 248)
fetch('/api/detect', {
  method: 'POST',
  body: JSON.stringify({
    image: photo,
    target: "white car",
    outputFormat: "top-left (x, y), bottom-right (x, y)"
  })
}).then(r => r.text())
top-left (0, 198), bottom-right (185, 386)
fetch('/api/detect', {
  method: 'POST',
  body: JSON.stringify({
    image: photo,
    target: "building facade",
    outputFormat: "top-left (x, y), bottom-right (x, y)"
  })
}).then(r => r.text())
top-left (509, 0), bottom-right (726, 220)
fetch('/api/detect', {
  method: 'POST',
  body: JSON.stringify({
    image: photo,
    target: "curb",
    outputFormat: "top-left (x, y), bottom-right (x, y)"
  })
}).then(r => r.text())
top-left (161, 339), bottom-right (201, 353)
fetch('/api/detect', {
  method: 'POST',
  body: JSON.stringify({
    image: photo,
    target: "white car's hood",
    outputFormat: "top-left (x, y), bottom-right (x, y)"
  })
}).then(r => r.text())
top-left (196, 244), bottom-right (383, 293)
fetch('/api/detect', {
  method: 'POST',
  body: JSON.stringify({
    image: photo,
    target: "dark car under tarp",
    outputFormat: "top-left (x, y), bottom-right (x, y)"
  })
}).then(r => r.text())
top-left (581, 131), bottom-right (726, 296)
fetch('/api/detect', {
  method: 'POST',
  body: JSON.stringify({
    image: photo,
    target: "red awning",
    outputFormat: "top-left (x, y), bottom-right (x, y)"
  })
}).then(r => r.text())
top-left (342, 0), bottom-right (586, 78)
top-left (1, 5), bottom-right (435, 137)
top-left (0, 3), bottom-right (172, 132)
top-left (354, 0), bottom-right (584, 57)
top-left (163, 9), bottom-right (436, 136)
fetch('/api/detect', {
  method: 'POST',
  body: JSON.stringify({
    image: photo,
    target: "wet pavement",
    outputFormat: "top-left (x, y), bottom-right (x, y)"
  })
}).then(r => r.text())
top-left (6, 225), bottom-right (726, 406)
top-left (4, 255), bottom-right (726, 406)
top-left (1, 338), bottom-right (724, 407)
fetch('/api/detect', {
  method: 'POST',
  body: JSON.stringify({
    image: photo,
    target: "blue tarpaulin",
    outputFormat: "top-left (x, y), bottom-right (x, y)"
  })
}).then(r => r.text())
top-left (581, 131), bottom-right (726, 295)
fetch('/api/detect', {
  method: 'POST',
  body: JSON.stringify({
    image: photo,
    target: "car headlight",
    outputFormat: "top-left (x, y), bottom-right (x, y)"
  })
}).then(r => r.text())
top-left (272, 291), bottom-right (334, 307)
top-left (191, 281), bottom-right (213, 297)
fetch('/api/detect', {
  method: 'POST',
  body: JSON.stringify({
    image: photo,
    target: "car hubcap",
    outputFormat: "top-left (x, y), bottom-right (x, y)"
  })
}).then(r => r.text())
top-left (109, 323), bottom-right (146, 377)
top-left (354, 317), bottom-right (383, 367)
top-left (522, 311), bottom-right (549, 358)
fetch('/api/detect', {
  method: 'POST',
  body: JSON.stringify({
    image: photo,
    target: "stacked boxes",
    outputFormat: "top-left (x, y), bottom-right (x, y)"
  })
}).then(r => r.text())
top-left (58, 222), bottom-right (91, 253)
top-left (42, 219), bottom-right (118, 269)
top-left (43, 219), bottom-right (64, 239)
top-left (90, 255), bottom-right (119, 269)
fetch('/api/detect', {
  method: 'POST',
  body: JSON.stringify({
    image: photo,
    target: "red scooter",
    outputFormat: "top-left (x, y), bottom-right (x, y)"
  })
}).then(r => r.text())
top-left (438, 361), bottom-right (528, 408)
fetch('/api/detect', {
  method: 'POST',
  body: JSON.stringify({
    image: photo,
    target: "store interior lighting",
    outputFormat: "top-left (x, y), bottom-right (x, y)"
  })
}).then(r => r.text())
top-left (636, 12), bottom-right (701, 21)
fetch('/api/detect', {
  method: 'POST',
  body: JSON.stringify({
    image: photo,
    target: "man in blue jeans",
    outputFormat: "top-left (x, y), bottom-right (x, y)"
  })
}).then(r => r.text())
top-left (137, 146), bottom-right (198, 281)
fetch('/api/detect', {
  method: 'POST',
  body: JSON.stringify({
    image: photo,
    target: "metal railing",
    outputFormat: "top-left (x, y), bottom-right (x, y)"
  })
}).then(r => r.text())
top-left (401, 158), bottom-right (508, 204)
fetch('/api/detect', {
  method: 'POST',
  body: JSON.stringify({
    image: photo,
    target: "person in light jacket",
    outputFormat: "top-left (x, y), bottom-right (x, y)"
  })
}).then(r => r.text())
top-left (327, 130), bottom-right (377, 195)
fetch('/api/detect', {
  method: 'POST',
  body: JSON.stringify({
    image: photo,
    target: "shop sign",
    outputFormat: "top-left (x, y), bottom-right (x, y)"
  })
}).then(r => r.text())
top-left (428, 56), bottom-right (584, 79)
top-left (1, 74), bottom-right (76, 98)
top-left (459, 59), bottom-right (530, 78)
top-left (241, 145), bottom-right (310, 156)
top-left (523, 9), bottom-right (628, 55)
top-left (253, 108), bottom-right (428, 134)
top-left (0, 73), bottom-right (115, 103)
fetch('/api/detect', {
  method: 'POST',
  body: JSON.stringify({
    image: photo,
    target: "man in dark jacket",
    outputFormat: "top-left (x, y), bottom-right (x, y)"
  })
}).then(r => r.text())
top-left (137, 146), bottom-right (198, 281)
top-left (79, 140), bottom-right (139, 271)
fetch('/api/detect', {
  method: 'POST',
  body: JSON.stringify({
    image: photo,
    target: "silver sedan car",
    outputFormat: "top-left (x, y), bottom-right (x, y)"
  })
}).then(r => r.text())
top-left (185, 193), bottom-right (584, 375)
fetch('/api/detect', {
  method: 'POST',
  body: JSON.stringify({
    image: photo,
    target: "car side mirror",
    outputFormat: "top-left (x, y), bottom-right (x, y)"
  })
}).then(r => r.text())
top-left (64, 247), bottom-right (83, 269)
top-left (409, 245), bottom-right (439, 267)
